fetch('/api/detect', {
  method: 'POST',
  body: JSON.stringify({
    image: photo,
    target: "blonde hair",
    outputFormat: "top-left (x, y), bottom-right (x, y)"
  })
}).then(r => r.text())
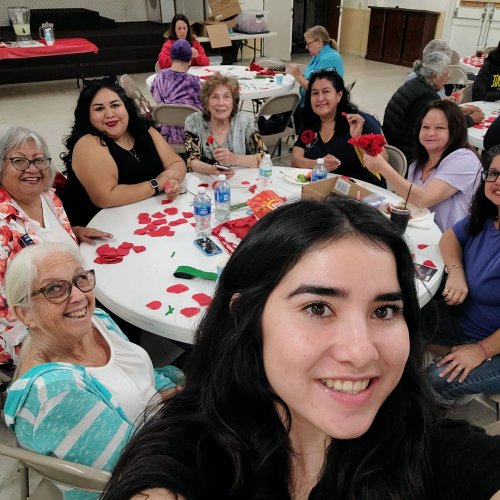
top-left (304, 25), bottom-right (338, 51)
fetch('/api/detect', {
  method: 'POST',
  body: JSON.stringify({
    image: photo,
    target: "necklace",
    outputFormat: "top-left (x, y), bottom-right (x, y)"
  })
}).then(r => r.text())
top-left (128, 147), bottom-right (140, 162)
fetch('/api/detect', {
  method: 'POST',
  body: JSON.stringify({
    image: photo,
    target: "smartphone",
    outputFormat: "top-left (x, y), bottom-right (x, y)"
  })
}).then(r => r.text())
top-left (216, 165), bottom-right (232, 171)
top-left (194, 237), bottom-right (222, 256)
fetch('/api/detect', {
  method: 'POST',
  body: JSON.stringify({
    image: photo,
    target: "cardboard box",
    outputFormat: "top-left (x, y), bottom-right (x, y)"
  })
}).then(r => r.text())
top-left (208, 0), bottom-right (241, 22)
top-left (192, 16), bottom-right (238, 48)
top-left (301, 176), bottom-right (375, 202)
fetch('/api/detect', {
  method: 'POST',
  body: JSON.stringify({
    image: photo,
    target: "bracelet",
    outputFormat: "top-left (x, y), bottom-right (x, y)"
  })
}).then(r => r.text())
top-left (478, 340), bottom-right (492, 362)
top-left (447, 264), bottom-right (462, 272)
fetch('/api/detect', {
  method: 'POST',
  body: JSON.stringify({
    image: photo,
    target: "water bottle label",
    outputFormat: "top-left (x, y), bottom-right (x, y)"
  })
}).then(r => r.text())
top-left (215, 191), bottom-right (230, 203)
top-left (259, 168), bottom-right (272, 178)
top-left (311, 171), bottom-right (327, 182)
top-left (194, 206), bottom-right (211, 216)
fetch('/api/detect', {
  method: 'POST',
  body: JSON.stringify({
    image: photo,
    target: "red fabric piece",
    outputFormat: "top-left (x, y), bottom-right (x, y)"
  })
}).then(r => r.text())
top-left (192, 293), bottom-right (212, 306)
top-left (212, 215), bottom-right (258, 254)
top-left (152, 219), bottom-right (167, 225)
top-left (120, 242), bottom-right (134, 249)
top-left (417, 244), bottom-right (428, 250)
top-left (422, 259), bottom-right (436, 268)
top-left (167, 284), bottom-right (189, 294)
top-left (152, 211), bottom-right (165, 218)
top-left (94, 256), bottom-right (122, 264)
top-left (182, 211), bottom-right (194, 218)
top-left (169, 218), bottom-right (187, 226)
top-left (248, 184), bottom-right (257, 193)
top-left (161, 198), bottom-right (174, 204)
top-left (180, 307), bottom-right (201, 318)
top-left (116, 247), bottom-right (129, 256)
top-left (164, 207), bottom-right (178, 215)
top-left (133, 245), bottom-right (146, 253)
top-left (347, 133), bottom-right (386, 156)
top-left (241, 181), bottom-right (250, 185)
top-left (134, 228), bottom-right (148, 235)
top-left (146, 300), bottom-right (162, 310)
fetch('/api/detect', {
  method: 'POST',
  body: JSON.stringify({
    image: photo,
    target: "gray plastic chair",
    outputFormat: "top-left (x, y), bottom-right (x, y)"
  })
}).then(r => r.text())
top-left (385, 145), bottom-right (408, 192)
top-left (0, 442), bottom-right (110, 500)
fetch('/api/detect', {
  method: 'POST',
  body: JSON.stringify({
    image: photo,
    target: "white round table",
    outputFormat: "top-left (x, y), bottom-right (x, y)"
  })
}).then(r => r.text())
top-left (146, 65), bottom-right (296, 101)
top-left (80, 168), bottom-right (444, 344)
top-left (460, 55), bottom-right (486, 75)
top-left (465, 100), bottom-right (500, 150)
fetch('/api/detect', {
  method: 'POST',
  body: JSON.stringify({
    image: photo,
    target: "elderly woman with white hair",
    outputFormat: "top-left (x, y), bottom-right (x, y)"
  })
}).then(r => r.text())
top-left (3, 242), bottom-right (183, 499)
top-left (0, 125), bottom-right (111, 367)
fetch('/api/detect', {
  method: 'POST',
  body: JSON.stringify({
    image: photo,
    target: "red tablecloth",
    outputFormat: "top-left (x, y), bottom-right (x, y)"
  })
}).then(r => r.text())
top-left (0, 38), bottom-right (98, 60)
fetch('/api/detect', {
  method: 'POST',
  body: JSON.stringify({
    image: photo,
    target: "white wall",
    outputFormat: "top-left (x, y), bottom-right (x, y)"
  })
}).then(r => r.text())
top-left (1, 0), bottom-right (148, 26)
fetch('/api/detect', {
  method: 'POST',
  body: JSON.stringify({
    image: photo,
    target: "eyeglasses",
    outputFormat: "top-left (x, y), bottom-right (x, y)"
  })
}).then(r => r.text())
top-left (26, 270), bottom-right (96, 304)
top-left (305, 39), bottom-right (318, 49)
top-left (481, 169), bottom-right (500, 182)
top-left (4, 157), bottom-right (51, 171)
top-left (311, 67), bottom-right (339, 76)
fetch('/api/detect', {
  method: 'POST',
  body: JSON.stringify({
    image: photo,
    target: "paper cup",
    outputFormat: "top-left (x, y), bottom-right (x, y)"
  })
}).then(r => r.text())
top-left (275, 74), bottom-right (283, 85)
top-left (390, 203), bottom-right (411, 234)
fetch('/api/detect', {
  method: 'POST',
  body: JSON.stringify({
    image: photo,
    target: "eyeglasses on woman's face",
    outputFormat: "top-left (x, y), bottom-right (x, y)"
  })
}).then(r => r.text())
top-left (27, 269), bottom-right (96, 304)
top-left (305, 39), bottom-right (318, 49)
top-left (4, 157), bottom-right (51, 171)
top-left (482, 169), bottom-right (500, 182)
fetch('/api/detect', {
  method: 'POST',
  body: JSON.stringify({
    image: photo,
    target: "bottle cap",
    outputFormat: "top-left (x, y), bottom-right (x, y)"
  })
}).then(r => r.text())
top-left (317, 158), bottom-right (325, 165)
top-left (197, 186), bottom-right (206, 194)
top-left (218, 174), bottom-right (226, 181)
top-left (264, 154), bottom-right (271, 159)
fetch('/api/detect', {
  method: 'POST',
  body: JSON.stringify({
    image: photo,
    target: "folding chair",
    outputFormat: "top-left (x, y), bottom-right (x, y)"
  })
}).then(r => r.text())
top-left (119, 74), bottom-right (154, 120)
top-left (152, 104), bottom-right (199, 154)
top-left (384, 145), bottom-right (408, 192)
top-left (256, 92), bottom-right (300, 157)
top-left (448, 65), bottom-right (468, 92)
top-left (461, 83), bottom-right (473, 103)
top-left (0, 442), bottom-right (110, 500)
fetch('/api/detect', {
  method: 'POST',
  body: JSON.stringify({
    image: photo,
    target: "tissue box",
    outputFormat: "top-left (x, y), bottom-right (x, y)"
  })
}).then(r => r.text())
top-left (235, 10), bottom-right (269, 34)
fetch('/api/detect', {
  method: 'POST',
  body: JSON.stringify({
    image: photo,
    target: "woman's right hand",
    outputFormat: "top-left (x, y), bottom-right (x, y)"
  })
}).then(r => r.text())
top-left (442, 269), bottom-right (468, 305)
top-left (191, 47), bottom-right (199, 58)
top-left (287, 64), bottom-right (300, 78)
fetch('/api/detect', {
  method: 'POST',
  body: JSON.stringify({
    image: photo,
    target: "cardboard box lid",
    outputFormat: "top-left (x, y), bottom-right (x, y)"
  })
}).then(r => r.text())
top-left (191, 17), bottom-right (238, 48)
top-left (208, 0), bottom-right (241, 22)
top-left (301, 176), bottom-right (374, 202)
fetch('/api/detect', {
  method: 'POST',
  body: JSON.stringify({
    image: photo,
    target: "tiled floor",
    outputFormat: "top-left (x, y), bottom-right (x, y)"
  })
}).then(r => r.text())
top-left (0, 53), bottom-right (496, 499)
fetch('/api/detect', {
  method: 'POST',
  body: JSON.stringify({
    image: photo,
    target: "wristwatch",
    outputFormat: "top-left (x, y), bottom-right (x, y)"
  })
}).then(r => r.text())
top-left (149, 178), bottom-right (159, 194)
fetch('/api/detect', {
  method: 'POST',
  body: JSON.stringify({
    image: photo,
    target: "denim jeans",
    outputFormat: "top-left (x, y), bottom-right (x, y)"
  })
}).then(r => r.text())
top-left (427, 300), bottom-right (500, 399)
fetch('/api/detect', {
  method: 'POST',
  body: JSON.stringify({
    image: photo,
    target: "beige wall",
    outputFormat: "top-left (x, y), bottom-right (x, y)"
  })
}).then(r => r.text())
top-left (339, 8), bottom-right (446, 58)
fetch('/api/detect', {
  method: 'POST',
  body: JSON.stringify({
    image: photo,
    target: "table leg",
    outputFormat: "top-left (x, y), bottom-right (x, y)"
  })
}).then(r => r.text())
top-left (74, 54), bottom-right (85, 88)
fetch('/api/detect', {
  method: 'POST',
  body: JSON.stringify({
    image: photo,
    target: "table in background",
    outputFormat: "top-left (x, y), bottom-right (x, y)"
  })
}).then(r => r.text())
top-left (0, 38), bottom-right (98, 87)
top-left (80, 167), bottom-right (444, 345)
top-left (460, 55), bottom-right (486, 76)
top-left (465, 100), bottom-right (500, 150)
top-left (147, 64), bottom-right (295, 101)
top-left (197, 31), bottom-right (277, 61)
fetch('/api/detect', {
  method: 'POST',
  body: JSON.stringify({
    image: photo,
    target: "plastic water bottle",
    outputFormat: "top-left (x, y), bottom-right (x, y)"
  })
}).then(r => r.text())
top-left (311, 157), bottom-right (327, 182)
top-left (193, 186), bottom-right (212, 238)
top-left (214, 174), bottom-right (231, 222)
top-left (258, 153), bottom-right (273, 191)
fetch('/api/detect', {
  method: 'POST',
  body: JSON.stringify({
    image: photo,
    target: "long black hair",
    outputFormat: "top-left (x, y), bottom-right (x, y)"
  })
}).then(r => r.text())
top-left (469, 144), bottom-right (500, 235)
top-left (485, 41), bottom-right (500, 65)
top-left (302, 69), bottom-right (359, 136)
top-left (103, 196), bottom-right (438, 500)
top-left (167, 13), bottom-right (194, 45)
top-left (60, 80), bottom-right (150, 173)
top-left (412, 99), bottom-right (471, 170)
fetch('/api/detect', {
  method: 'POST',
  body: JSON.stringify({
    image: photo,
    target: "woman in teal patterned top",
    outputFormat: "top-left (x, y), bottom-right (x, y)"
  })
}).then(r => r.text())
top-left (4, 242), bottom-right (183, 499)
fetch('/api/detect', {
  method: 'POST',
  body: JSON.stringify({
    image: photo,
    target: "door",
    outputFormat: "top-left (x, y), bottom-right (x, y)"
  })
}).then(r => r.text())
top-left (325, 0), bottom-right (341, 41)
top-left (264, 0), bottom-right (293, 61)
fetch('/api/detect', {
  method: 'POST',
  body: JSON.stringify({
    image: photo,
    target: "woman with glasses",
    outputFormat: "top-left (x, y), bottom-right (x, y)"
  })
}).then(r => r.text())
top-left (0, 125), bottom-right (111, 367)
top-left (426, 145), bottom-right (500, 403)
top-left (292, 69), bottom-right (387, 187)
top-left (3, 242), bottom-right (184, 499)
top-left (288, 25), bottom-right (344, 128)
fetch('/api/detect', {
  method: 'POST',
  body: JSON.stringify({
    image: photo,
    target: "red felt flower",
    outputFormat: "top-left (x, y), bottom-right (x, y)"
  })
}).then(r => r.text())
top-left (300, 129), bottom-right (316, 145)
top-left (347, 133), bottom-right (386, 156)
top-left (207, 135), bottom-right (215, 145)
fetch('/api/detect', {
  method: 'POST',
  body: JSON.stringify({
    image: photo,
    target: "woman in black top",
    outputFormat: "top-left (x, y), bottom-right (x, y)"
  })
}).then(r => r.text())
top-left (61, 80), bottom-right (186, 226)
top-left (103, 196), bottom-right (500, 500)
top-left (472, 41), bottom-right (500, 102)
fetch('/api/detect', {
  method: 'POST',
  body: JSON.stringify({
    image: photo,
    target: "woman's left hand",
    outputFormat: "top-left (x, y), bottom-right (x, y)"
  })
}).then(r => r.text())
top-left (191, 47), bottom-right (199, 58)
top-left (213, 147), bottom-right (233, 166)
top-left (436, 344), bottom-right (484, 383)
top-left (72, 226), bottom-right (113, 245)
top-left (161, 177), bottom-right (182, 200)
top-left (344, 113), bottom-right (365, 138)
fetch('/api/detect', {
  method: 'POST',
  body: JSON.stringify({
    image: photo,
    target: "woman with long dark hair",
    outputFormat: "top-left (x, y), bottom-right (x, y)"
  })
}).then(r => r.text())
top-left (428, 145), bottom-right (500, 402)
top-left (365, 99), bottom-right (481, 231)
top-left (472, 41), bottom-right (500, 101)
top-left (158, 13), bottom-right (209, 69)
top-left (292, 69), bottom-right (386, 187)
top-left (102, 196), bottom-right (500, 500)
top-left (60, 80), bottom-right (186, 227)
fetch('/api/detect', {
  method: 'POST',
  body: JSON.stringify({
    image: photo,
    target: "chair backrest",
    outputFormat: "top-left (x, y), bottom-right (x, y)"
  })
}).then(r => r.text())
top-left (155, 60), bottom-right (161, 72)
top-left (346, 80), bottom-right (356, 92)
top-left (448, 65), bottom-right (468, 87)
top-left (461, 83), bottom-right (473, 103)
top-left (152, 104), bottom-right (199, 127)
top-left (385, 145), bottom-right (408, 192)
top-left (450, 49), bottom-right (460, 65)
top-left (256, 92), bottom-right (300, 121)
top-left (119, 73), bottom-right (140, 101)
top-left (0, 442), bottom-right (110, 497)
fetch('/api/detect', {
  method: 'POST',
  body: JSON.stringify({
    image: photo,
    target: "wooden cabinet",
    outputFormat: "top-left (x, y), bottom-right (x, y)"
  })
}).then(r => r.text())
top-left (366, 7), bottom-right (439, 67)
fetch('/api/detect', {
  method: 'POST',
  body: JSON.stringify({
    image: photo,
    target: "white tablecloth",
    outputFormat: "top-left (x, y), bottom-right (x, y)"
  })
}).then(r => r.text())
top-left (147, 64), bottom-right (296, 101)
top-left (465, 100), bottom-right (500, 150)
top-left (80, 168), bottom-right (443, 344)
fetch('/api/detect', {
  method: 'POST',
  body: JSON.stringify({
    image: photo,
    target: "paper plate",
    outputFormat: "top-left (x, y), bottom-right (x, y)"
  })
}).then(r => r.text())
top-left (283, 172), bottom-right (311, 185)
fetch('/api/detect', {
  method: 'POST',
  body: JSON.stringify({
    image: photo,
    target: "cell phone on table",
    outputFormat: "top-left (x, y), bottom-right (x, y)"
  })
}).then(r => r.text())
top-left (216, 164), bottom-right (232, 171)
top-left (194, 237), bottom-right (222, 256)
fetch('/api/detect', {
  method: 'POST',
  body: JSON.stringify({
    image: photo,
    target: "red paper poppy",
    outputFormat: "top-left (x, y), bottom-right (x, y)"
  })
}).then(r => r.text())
top-left (207, 135), bottom-right (215, 145)
top-left (347, 133), bottom-right (386, 156)
top-left (146, 300), bottom-right (162, 310)
top-left (300, 129), bottom-right (316, 145)
top-left (180, 307), bottom-right (201, 318)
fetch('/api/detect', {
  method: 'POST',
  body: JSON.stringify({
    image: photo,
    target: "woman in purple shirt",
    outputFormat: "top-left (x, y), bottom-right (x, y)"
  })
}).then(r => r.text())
top-left (428, 145), bottom-right (500, 402)
top-left (365, 100), bottom-right (481, 231)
